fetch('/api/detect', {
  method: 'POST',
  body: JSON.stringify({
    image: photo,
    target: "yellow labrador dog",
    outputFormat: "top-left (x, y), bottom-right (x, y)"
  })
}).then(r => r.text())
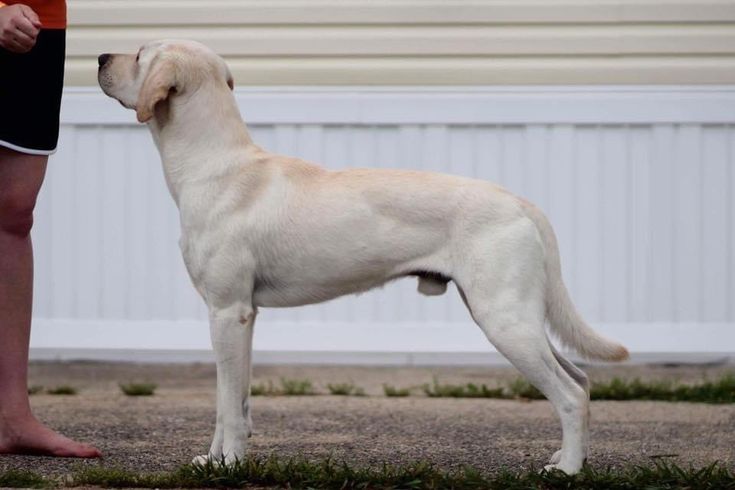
top-left (98, 40), bottom-right (628, 474)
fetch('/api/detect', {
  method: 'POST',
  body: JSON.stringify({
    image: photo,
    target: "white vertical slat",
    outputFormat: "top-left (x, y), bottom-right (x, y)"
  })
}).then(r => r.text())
top-left (573, 127), bottom-right (603, 321)
top-left (274, 125), bottom-right (298, 155)
top-left (500, 126), bottom-right (524, 195)
top-left (672, 125), bottom-right (702, 321)
top-left (73, 127), bottom-right (103, 319)
top-left (700, 127), bottom-right (729, 321)
top-left (627, 126), bottom-right (652, 321)
top-left (728, 125), bottom-right (735, 322)
top-left (48, 128), bottom-right (77, 318)
top-left (474, 126), bottom-right (503, 184)
top-left (249, 125), bottom-right (277, 152)
top-left (296, 125), bottom-right (323, 163)
top-left (522, 125), bottom-right (549, 210)
top-left (600, 127), bottom-right (628, 322)
top-left (546, 125), bottom-right (576, 296)
top-left (649, 125), bottom-right (676, 321)
top-left (125, 127), bottom-right (153, 320)
top-left (99, 128), bottom-right (128, 318)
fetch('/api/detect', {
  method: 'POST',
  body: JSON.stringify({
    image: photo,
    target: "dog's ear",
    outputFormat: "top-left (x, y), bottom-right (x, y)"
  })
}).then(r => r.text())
top-left (136, 57), bottom-right (178, 123)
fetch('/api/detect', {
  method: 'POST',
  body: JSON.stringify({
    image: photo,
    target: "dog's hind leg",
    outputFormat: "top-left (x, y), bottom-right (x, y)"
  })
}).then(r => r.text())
top-left (546, 343), bottom-right (590, 465)
top-left (461, 286), bottom-right (589, 474)
top-left (456, 224), bottom-right (589, 474)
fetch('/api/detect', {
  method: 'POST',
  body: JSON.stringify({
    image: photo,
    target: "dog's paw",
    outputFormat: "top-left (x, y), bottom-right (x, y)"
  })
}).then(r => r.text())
top-left (549, 449), bottom-right (562, 464)
top-left (192, 454), bottom-right (226, 466)
top-left (192, 454), bottom-right (213, 466)
top-left (543, 462), bottom-right (581, 475)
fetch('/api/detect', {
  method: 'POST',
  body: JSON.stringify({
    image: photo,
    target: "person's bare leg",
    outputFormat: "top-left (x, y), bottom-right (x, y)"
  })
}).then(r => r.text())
top-left (0, 147), bottom-right (100, 457)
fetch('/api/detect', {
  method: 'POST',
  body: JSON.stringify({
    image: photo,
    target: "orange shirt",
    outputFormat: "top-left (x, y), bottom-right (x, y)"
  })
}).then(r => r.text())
top-left (3, 0), bottom-right (66, 29)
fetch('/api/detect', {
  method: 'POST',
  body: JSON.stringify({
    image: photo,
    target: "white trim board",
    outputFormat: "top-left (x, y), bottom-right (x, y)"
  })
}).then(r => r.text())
top-left (30, 319), bottom-right (735, 355)
top-left (61, 86), bottom-right (735, 126)
top-left (28, 348), bottom-right (735, 367)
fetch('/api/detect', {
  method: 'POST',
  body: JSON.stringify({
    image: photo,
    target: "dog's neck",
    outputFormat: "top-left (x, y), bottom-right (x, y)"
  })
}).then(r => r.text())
top-left (147, 84), bottom-right (254, 205)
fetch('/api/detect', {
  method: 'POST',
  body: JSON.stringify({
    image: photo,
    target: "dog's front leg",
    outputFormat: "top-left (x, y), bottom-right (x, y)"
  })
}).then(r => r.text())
top-left (203, 302), bottom-right (256, 464)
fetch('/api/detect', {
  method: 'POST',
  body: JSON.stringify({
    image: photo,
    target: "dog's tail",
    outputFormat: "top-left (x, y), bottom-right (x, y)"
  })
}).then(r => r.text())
top-left (524, 202), bottom-right (629, 362)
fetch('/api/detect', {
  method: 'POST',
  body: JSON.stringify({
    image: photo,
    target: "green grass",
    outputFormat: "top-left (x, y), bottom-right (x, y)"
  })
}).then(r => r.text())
top-left (506, 378), bottom-right (545, 400)
top-left (251, 378), bottom-right (316, 396)
top-left (0, 469), bottom-right (47, 488)
top-left (423, 379), bottom-right (505, 398)
top-left (119, 382), bottom-right (158, 396)
top-left (1, 458), bottom-right (733, 489)
top-left (422, 378), bottom-right (540, 400)
top-left (46, 385), bottom-right (77, 395)
top-left (591, 374), bottom-right (735, 403)
top-left (251, 380), bottom-right (279, 396)
top-left (327, 382), bottom-right (365, 396)
top-left (280, 378), bottom-right (316, 395)
top-left (420, 373), bottom-right (735, 403)
top-left (383, 384), bottom-right (412, 397)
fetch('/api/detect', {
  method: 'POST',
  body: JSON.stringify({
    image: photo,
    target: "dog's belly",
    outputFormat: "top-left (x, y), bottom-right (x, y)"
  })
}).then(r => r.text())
top-left (252, 272), bottom-right (393, 308)
top-left (250, 217), bottom-right (451, 308)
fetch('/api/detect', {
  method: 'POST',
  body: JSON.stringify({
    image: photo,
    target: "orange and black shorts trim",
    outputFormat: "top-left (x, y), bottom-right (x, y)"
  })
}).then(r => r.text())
top-left (0, 29), bottom-right (66, 155)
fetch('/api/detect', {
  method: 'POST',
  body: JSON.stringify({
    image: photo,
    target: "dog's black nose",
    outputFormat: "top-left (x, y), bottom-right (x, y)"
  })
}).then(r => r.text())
top-left (98, 53), bottom-right (111, 68)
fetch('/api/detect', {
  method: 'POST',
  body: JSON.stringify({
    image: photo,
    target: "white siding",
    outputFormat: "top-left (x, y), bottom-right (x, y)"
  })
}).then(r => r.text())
top-left (65, 0), bottom-right (735, 86)
top-left (29, 87), bottom-right (735, 356)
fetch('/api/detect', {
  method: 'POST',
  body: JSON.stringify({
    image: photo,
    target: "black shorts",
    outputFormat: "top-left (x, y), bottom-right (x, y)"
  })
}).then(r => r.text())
top-left (0, 29), bottom-right (66, 155)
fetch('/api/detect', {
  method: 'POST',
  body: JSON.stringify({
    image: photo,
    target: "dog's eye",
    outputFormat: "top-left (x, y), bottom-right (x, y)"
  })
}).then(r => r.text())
top-left (136, 53), bottom-right (140, 62)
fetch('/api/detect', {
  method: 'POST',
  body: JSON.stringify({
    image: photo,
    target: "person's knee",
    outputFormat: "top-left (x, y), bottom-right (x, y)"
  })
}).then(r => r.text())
top-left (0, 191), bottom-right (37, 237)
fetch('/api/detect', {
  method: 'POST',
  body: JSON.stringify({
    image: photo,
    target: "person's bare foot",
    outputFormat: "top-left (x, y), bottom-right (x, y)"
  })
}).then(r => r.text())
top-left (0, 415), bottom-right (101, 458)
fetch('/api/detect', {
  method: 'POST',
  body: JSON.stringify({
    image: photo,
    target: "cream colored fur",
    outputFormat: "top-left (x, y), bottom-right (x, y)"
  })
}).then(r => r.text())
top-left (98, 40), bottom-right (629, 475)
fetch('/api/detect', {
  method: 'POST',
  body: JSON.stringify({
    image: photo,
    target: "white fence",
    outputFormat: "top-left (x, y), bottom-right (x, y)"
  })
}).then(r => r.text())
top-left (29, 87), bottom-right (735, 360)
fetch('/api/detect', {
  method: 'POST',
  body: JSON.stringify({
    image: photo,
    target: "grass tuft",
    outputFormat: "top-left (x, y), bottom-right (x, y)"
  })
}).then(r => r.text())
top-left (383, 384), bottom-right (412, 397)
top-left (119, 382), bottom-right (158, 396)
top-left (251, 378), bottom-right (316, 396)
top-left (506, 378), bottom-right (545, 400)
top-left (280, 378), bottom-right (316, 396)
top-left (591, 375), bottom-right (735, 403)
top-left (327, 382), bottom-right (365, 396)
top-left (251, 380), bottom-right (278, 396)
top-left (46, 385), bottom-right (77, 395)
top-left (418, 373), bottom-right (735, 403)
top-left (423, 378), bottom-right (506, 399)
top-left (0, 469), bottom-right (47, 488)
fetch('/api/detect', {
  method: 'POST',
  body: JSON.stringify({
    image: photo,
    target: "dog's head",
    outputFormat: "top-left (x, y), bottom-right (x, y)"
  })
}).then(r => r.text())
top-left (97, 39), bottom-right (234, 123)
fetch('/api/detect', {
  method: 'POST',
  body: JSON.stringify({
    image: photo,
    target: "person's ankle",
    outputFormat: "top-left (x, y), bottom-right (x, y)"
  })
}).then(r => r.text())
top-left (0, 410), bottom-right (35, 438)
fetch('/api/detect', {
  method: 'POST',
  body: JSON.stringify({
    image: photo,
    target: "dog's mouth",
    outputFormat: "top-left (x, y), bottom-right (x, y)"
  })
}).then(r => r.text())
top-left (97, 77), bottom-right (135, 110)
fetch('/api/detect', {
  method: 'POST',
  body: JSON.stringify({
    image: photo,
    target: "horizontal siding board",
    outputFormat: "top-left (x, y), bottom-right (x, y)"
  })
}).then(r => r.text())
top-left (66, 26), bottom-right (735, 56)
top-left (65, 0), bottom-right (735, 85)
top-left (68, 1), bottom-right (735, 25)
